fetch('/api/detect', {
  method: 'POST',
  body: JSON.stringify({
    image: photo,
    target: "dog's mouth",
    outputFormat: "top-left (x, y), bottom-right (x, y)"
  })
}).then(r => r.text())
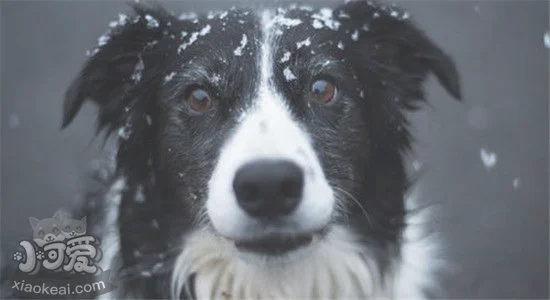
top-left (233, 233), bottom-right (314, 255)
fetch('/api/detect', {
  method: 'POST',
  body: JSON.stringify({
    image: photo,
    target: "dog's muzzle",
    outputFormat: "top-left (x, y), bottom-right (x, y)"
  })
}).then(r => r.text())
top-left (206, 95), bottom-right (334, 258)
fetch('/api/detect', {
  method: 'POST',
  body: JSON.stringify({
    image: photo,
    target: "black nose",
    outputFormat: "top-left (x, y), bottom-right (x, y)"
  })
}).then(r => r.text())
top-left (233, 160), bottom-right (304, 218)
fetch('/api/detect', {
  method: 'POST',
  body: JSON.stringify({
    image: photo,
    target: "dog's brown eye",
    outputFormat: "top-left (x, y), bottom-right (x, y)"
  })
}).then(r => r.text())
top-left (308, 79), bottom-right (337, 104)
top-left (187, 88), bottom-right (214, 113)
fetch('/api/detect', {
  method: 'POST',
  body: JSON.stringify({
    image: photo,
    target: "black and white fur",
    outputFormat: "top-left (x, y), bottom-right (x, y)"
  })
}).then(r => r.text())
top-left (61, 1), bottom-right (461, 299)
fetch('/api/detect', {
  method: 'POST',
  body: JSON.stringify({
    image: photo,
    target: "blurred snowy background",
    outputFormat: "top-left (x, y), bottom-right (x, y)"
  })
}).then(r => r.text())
top-left (1, 0), bottom-right (548, 298)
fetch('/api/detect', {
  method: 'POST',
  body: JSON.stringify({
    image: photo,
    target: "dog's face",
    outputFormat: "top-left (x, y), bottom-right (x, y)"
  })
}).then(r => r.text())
top-left (63, 0), bottom-right (460, 289)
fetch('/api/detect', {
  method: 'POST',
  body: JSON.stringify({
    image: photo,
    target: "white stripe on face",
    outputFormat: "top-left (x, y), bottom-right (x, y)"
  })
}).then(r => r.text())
top-left (206, 10), bottom-right (334, 240)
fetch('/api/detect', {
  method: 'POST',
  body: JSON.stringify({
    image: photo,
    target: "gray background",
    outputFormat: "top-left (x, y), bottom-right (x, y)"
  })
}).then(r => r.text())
top-left (1, 0), bottom-right (548, 298)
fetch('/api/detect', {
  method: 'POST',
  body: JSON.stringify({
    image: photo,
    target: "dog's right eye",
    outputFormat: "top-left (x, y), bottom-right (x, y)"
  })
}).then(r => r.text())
top-left (186, 88), bottom-right (215, 113)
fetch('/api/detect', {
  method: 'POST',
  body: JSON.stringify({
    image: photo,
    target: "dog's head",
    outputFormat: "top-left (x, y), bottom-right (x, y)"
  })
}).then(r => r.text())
top-left (63, 1), bottom-right (460, 296)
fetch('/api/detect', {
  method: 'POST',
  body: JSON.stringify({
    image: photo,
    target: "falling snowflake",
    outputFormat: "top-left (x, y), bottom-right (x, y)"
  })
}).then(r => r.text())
top-left (512, 178), bottom-right (521, 189)
top-left (480, 148), bottom-right (497, 169)
top-left (8, 113), bottom-right (19, 129)
top-left (473, 3), bottom-right (481, 15)
top-left (412, 160), bottom-right (422, 171)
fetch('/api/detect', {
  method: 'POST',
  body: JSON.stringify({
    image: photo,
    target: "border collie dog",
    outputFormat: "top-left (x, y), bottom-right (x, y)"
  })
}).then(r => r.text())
top-left (62, 1), bottom-right (460, 298)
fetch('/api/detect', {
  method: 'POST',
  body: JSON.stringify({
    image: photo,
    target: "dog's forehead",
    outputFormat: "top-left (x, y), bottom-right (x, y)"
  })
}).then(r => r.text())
top-left (175, 8), bottom-right (259, 54)
top-left (182, 6), bottom-right (352, 48)
top-left (175, 3), bottom-right (410, 64)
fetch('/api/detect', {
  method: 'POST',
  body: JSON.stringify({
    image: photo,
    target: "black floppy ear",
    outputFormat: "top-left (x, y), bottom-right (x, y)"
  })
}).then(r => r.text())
top-left (383, 18), bottom-right (462, 100)
top-left (342, 1), bottom-right (461, 102)
top-left (61, 4), bottom-right (175, 131)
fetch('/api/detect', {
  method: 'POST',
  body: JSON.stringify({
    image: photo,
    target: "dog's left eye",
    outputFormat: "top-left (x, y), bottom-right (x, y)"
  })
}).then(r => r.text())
top-left (187, 88), bottom-right (214, 113)
top-left (308, 79), bottom-right (337, 105)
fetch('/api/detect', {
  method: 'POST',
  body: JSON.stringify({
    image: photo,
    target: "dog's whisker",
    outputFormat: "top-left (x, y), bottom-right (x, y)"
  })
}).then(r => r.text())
top-left (333, 185), bottom-right (374, 228)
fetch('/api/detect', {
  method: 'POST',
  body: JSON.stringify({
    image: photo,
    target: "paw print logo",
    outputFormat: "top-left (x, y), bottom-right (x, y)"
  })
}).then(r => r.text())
top-left (36, 250), bottom-right (45, 261)
top-left (12, 251), bottom-right (24, 262)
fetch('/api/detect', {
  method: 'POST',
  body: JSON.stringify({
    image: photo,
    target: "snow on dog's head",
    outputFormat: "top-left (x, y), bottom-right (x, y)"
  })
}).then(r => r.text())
top-left (62, 1), bottom-right (460, 298)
